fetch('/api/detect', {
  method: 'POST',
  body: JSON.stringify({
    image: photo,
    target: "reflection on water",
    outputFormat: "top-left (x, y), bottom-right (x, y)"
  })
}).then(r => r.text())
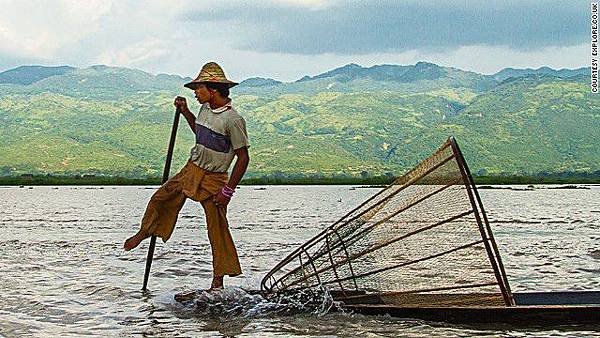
top-left (0, 185), bottom-right (599, 337)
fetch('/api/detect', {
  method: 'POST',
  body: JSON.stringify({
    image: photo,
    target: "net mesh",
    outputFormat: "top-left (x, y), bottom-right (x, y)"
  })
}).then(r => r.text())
top-left (261, 137), bottom-right (512, 307)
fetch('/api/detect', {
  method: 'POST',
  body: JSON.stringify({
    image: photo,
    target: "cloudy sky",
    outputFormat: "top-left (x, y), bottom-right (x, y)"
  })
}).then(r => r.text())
top-left (0, 0), bottom-right (590, 81)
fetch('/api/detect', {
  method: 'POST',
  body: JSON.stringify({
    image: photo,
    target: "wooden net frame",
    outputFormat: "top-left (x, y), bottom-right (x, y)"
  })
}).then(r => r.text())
top-left (261, 137), bottom-right (514, 307)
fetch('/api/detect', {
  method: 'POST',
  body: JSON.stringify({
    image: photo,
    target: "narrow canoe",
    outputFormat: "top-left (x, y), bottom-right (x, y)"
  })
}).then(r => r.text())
top-left (338, 291), bottom-right (600, 325)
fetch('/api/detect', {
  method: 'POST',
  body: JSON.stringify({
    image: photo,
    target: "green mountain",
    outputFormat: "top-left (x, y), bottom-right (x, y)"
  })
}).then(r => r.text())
top-left (0, 63), bottom-right (597, 179)
top-left (0, 65), bottom-right (75, 85)
top-left (239, 77), bottom-right (282, 87)
top-left (235, 62), bottom-right (499, 96)
top-left (492, 66), bottom-right (589, 82)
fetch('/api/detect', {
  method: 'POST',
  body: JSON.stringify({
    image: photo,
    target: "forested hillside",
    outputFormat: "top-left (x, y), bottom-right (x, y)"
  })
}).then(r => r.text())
top-left (0, 63), bottom-right (596, 179)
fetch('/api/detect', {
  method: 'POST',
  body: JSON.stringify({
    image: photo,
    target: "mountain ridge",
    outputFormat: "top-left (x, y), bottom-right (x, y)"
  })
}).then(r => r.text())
top-left (0, 63), bottom-right (590, 87)
top-left (0, 65), bottom-right (75, 85)
top-left (0, 62), bottom-right (597, 177)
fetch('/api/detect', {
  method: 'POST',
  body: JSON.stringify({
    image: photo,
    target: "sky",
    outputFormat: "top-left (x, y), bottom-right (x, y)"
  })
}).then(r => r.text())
top-left (0, 0), bottom-right (591, 82)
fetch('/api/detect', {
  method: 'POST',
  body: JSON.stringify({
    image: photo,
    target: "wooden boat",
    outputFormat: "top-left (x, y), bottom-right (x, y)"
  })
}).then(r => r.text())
top-left (259, 137), bottom-right (600, 325)
top-left (335, 290), bottom-right (600, 325)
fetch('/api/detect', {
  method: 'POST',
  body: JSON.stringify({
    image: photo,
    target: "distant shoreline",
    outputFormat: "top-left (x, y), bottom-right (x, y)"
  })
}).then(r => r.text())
top-left (1, 174), bottom-right (599, 186)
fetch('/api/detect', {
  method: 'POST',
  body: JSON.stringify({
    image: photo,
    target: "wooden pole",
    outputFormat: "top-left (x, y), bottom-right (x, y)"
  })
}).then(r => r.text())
top-left (142, 105), bottom-right (181, 291)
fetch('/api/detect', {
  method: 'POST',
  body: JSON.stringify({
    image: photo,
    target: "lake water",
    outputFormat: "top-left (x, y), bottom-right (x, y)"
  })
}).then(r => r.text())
top-left (1, 185), bottom-right (600, 337)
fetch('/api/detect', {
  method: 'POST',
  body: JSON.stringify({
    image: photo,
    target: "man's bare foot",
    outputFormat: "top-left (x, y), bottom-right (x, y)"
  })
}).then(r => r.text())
top-left (209, 275), bottom-right (224, 291)
top-left (123, 230), bottom-right (148, 251)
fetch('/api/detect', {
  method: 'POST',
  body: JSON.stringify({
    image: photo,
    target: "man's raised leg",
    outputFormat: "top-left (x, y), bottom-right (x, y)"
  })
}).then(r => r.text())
top-left (123, 229), bottom-right (149, 251)
top-left (123, 170), bottom-right (187, 251)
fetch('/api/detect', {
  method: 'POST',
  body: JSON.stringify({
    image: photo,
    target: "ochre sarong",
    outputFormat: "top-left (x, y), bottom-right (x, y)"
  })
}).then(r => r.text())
top-left (140, 161), bottom-right (241, 277)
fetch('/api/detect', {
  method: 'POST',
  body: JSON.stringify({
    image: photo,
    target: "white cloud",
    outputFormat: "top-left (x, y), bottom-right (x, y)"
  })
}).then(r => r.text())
top-left (0, 0), bottom-right (589, 82)
top-left (0, 0), bottom-right (112, 59)
top-left (97, 38), bottom-right (171, 67)
top-left (269, 0), bottom-right (336, 10)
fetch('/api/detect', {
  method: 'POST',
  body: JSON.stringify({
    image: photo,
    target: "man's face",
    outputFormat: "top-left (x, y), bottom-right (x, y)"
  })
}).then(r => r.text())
top-left (193, 84), bottom-right (211, 104)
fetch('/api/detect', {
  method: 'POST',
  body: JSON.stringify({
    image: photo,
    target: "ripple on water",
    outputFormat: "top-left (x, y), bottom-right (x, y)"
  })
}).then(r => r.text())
top-left (590, 250), bottom-right (600, 260)
top-left (2, 186), bottom-right (600, 336)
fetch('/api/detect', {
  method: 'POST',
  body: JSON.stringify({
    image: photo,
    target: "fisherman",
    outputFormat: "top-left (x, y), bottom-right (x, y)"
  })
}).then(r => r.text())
top-left (123, 62), bottom-right (250, 292)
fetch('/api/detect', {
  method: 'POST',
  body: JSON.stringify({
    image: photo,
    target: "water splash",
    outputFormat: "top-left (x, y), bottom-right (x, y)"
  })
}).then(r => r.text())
top-left (165, 285), bottom-right (345, 320)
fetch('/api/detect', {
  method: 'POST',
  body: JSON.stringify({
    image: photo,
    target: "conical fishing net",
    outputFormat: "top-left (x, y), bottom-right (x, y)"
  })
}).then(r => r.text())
top-left (261, 137), bottom-right (513, 307)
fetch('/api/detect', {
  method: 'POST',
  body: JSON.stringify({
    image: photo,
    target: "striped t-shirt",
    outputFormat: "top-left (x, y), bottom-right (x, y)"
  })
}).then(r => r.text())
top-left (189, 102), bottom-right (250, 173)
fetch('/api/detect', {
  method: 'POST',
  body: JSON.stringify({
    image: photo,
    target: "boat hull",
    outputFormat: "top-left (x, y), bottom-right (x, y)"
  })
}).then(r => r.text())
top-left (339, 291), bottom-right (600, 325)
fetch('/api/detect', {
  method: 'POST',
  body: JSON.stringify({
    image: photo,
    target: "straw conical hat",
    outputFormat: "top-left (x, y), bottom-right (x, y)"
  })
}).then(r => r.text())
top-left (184, 62), bottom-right (238, 89)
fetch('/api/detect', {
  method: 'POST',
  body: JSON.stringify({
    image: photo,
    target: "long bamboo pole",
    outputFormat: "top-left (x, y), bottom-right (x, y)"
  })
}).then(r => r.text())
top-left (142, 105), bottom-right (181, 291)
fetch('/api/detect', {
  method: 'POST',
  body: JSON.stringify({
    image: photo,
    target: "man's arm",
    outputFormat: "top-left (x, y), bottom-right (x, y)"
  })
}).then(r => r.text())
top-left (180, 107), bottom-right (196, 134)
top-left (213, 147), bottom-right (249, 207)
top-left (227, 147), bottom-right (250, 189)
top-left (174, 96), bottom-right (196, 134)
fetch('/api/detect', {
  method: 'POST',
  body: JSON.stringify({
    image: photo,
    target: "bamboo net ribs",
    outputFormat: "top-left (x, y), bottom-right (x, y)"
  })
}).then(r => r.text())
top-left (261, 137), bottom-right (514, 307)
